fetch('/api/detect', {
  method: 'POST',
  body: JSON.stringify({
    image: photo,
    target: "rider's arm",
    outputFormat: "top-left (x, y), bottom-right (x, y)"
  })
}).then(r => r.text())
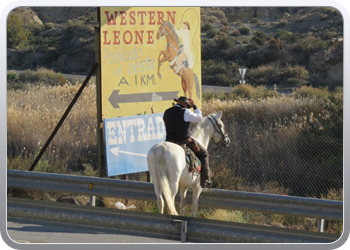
top-left (184, 108), bottom-right (202, 123)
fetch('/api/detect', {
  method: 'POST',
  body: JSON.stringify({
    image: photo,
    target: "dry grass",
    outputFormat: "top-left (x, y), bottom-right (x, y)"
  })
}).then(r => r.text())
top-left (7, 82), bottom-right (97, 173)
top-left (7, 82), bottom-right (343, 234)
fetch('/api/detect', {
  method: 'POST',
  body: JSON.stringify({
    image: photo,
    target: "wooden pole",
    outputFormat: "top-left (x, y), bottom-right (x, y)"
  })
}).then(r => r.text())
top-left (28, 63), bottom-right (98, 172)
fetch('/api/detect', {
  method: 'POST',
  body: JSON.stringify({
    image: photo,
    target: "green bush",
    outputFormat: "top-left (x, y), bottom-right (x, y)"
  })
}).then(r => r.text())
top-left (43, 22), bottom-right (55, 30)
top-left (246, 64), bottom-right (279, 86)
top-left (283, 64), bottom-right (309, 84)
top-left (238, 26), bottom-right (250, 35)
top-left (206, 28), bottom-right (218, 38)
top-left (252, 36), bottom-right (265, 45)
top-left (201, 22), bottom-right (213, 32)
top-left (292, 86), bottom-right (330, 99)
top-left (28, 36), bottom-right (61, 51)
top-left (7, 72), bottom-right (18, 82)
top-left (231, 84), bottom-right (259, 99)
top-left (18, 68), bottom-right (65, 85)
top-left (7, 8), bottom-right (37, 48)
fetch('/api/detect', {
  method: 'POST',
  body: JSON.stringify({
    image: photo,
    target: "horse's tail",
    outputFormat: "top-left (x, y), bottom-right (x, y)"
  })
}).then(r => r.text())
top-left (154, 144), bottom-right (178, 215)
top-left (194, 73), bottom-right (200, 99)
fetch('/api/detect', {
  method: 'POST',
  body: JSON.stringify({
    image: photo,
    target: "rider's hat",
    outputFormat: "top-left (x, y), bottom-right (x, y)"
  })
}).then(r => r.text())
top-left (174, 96), bottom-right (192, 108)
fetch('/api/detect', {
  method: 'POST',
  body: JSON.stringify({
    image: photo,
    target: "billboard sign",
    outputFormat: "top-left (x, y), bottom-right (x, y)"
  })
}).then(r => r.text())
top-left (104, 113), bottom-right (165, 176)
top-left (100, 7), bottom-right (202, 119)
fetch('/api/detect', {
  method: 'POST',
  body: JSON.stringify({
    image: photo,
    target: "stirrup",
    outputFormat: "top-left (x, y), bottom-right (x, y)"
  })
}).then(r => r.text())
top-left (201, 179), bottom-right (212, 188)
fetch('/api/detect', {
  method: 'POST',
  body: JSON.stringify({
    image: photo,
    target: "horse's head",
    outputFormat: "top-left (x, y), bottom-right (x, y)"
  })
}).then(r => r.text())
top-left (208, 111), bottom-right (231, 148)
top-left (156, 21), bottom-right (168, 40)
top-left (156, 21), bottom-right (176, 39)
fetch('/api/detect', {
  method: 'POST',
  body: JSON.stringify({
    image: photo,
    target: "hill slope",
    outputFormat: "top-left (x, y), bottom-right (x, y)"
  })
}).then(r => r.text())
top-left (7, 7), bottom-right (343, 89)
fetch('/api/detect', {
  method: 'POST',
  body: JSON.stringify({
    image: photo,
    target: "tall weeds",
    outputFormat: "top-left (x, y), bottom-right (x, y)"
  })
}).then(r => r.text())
top-left (7, 83), bottom-right (97, 173)
top-left (7, 82), bottom-right (343, 233)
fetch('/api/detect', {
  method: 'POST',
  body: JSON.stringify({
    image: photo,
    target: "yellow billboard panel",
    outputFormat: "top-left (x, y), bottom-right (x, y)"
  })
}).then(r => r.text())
top-left (100, 7), bottom-right (201, 118)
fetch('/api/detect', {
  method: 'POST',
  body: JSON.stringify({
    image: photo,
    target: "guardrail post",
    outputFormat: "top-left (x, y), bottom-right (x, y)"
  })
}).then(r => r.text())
top-left (90, 196), bottom-right (96, 207)
top-left (174, 220), bottom-right (187, 243)
top-left (317, 219), bottom-right (324, 233)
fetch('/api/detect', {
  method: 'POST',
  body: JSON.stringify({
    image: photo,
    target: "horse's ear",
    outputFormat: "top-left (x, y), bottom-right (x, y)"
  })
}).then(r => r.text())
top-left (214, 110), bottom-right (223, 120)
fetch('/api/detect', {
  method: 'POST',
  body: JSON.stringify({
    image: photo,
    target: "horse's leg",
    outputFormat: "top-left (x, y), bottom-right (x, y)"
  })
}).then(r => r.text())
top-left (168, 183), bottom-right (180, 215)
top-left (157, 50), bottom-right (169, 79)
top-left (158, 195), bottom-right (164, 214)
top-left (153, 182), bottom-right (164, 214)
top-left (191, 184), bottom-right (202, 217)
top-left (181, 77), bottom-right (187, 97)
top-left (184, 69), bottom-right (195, 99)
top-left (179, 187), bottom-right (188, 216)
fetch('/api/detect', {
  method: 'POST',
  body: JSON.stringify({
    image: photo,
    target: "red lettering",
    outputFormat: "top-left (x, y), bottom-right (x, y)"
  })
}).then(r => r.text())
top-left (104, 10), bottom-right (176, 26)
top-left (147, 30), bottom-right (154, 44)
top-left (103, 31), bottom-right (111, 45)
top-left (167, 11), bottom-right (176, 25)
top-left (113, 31), bottom-right (120, 44)
top-left (129, 11), bottom-right (136, 25)
top-left (135, 30), bottom-right (144, 44)
top-left (120, 11), bottom-right (127, 25)
top-left (123, 30), bottom-right (132, 45)
top-left (149, 11), bottom-right (156, 25)
top-left (138, 11), bottom-right (147, 25)
top-left (157, 11), bottom-right (164, 25)
top-left (105, 11), bottom-right (118, 25)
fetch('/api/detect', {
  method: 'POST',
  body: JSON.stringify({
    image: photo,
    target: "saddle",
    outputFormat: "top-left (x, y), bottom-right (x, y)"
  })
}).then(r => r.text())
top-left (167, 139), bottom-right (201, 174)
top-left (168, 45), bottom-right (189, 74)
top-left (184, 145), bottom-right (201, 174)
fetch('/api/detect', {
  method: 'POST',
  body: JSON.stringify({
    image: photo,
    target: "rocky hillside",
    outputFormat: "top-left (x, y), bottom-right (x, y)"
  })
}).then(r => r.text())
top-left (7, 7), bottom-right (343, 88)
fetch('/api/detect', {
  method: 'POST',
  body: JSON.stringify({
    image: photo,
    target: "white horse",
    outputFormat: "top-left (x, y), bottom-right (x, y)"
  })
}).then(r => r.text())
top-left (147, 111), bottom-right (230, 217)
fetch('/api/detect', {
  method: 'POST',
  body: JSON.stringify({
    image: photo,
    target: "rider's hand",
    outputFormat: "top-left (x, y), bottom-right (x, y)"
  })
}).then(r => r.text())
top-left (188, 98), bottom-right (197, 110)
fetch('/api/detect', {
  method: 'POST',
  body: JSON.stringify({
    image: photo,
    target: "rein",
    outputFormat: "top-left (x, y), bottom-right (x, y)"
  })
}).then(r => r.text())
top-left (208, 115), bottom-right (229, 150)
top-left (158, 22), bottom-right (175, 39)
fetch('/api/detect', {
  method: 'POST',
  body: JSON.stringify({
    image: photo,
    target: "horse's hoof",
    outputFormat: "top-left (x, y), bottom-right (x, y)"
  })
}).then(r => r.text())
top-left (158, 75), bottom-right (162, 79)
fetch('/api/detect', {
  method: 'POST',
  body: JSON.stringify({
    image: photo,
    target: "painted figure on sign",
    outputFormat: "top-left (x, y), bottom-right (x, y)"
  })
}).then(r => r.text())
top-left (156, 20), bottom-right (200, 99)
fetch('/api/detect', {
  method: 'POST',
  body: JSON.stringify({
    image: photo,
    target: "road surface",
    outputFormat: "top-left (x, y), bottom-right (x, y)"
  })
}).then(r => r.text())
top-left (5, 218), bottom-right (179, 244)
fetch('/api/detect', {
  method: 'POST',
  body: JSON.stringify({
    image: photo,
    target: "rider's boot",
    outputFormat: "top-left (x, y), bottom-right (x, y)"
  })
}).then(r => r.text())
top-left (187, 138), bottom-right (212, 188)
top-left (200, 163), bottom-right (212, 188)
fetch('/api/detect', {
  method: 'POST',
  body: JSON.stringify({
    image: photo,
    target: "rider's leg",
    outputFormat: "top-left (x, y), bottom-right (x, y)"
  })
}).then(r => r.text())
top-left (191, 140), bottom-right (212, 188)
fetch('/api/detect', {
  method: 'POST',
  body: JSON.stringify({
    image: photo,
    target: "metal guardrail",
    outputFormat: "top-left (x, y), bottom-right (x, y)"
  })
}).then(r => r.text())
top-left (7, 197), bottom-right (340, 243)
top-left (7, 170), bottom-right (343, 221)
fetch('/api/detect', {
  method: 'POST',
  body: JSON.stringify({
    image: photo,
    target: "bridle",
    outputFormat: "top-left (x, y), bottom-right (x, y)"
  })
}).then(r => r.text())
top-left (208, 115), bottom-right (230, 150)
top-left (158, 22), bottom-right (175, 39)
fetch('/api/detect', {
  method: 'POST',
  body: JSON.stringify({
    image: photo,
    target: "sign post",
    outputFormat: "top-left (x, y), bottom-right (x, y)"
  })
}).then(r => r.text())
top-left (239, 68), bottom-right (247, 84)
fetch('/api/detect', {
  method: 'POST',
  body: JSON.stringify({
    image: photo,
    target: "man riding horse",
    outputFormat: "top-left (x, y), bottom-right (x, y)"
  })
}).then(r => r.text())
top-left (163, 96), bottom-right (212, 188)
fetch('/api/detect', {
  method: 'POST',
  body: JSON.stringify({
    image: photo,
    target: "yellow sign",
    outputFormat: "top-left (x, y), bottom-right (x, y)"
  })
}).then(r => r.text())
top-left (100, 7), bottom-right (201, 118)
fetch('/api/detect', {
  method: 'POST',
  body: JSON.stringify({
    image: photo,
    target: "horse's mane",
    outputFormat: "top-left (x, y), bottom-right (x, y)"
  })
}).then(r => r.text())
top-left (190, 115), bottom-right (209, 137)
top-left (165, 21), bottom-right (180, 46)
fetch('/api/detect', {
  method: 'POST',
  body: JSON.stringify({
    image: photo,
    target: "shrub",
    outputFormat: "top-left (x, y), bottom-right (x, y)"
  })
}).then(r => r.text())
top-left (251, 18), bottom-right (263, 24)
top-left (7, 72), bottom-right (18, 82)
top-left (232, 29), bottom-right (240, 37)
top-left (283, 64), bottom-right (309, 84)
top-left (201, 22), bottom-right (213, 32)
top-left (292, 86), bottom-right (330, 99)
top-left (246, 64), bottom-right (280, 86)
top-left (7, 8), bottom-right (37, 48)
top-left (28, 36), bottom-right (61, 51)
top-left (276, 29), bottom-right (297, 43)
top-left (220, 25), bottom-right (230, 33)
top-left (43, 22), bottom-right (55, 30)
top-left (18, 67), bottom-right (65, 85)
top-left (252, 36), bottom-right (265, 45)
top-left (231, 84), bottom-right (259, 99)
top-left (62, 20), bottom-right (95, 38)
top-left (206, 28), bottom-right (218, 38)
top-left (238, 26), bottom-right (250, 35)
